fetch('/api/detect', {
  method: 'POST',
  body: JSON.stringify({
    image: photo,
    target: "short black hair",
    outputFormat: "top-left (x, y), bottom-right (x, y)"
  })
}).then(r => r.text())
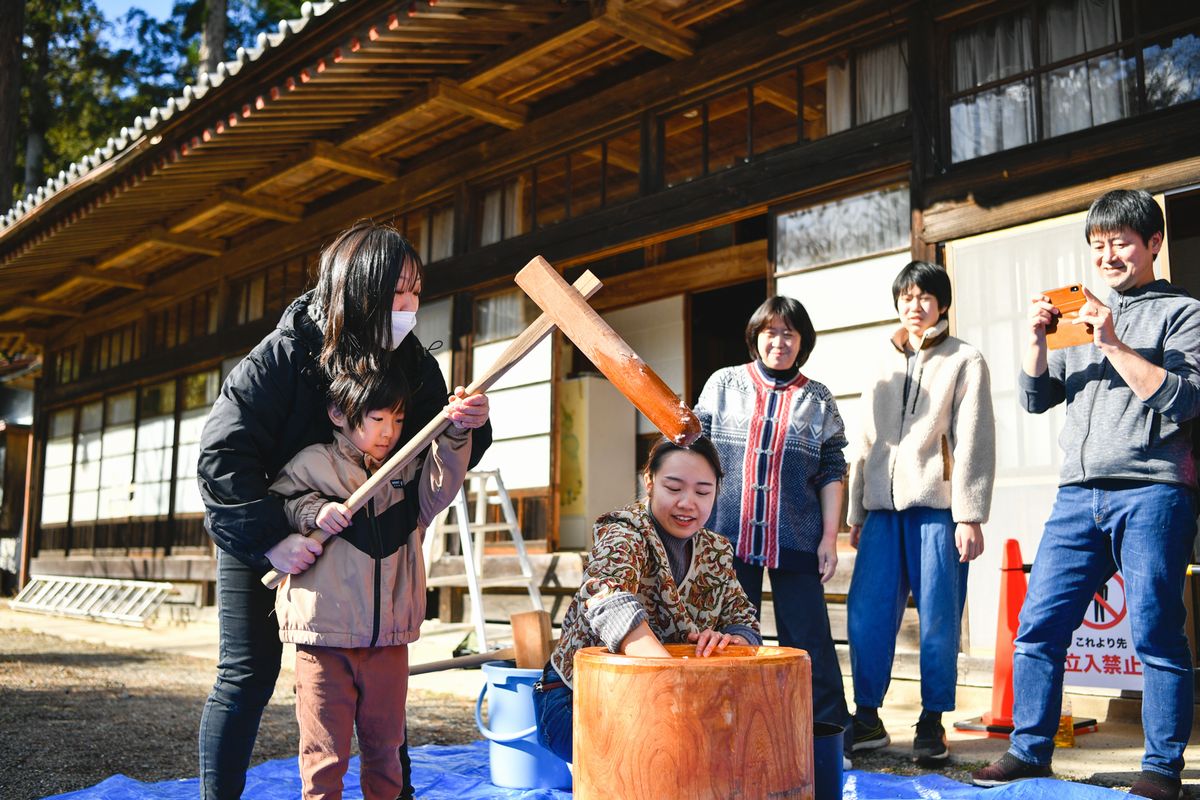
top-left (744, 296), bottom-right (816, 367)
top-left (1084, 190), bottom-right (1164, 251)
top-left (643, 435), bottom-right (723, 486)
top-left (328, 358), bottom-right (411, 430)
top-left (892, 261), bottom-right (952, 321)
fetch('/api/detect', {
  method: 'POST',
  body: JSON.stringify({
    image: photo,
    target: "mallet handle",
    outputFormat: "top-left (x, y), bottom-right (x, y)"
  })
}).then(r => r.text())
top-left (515, 257), bottom-right (701, 446)
top-left (261, 268), bottom-right (602, 589)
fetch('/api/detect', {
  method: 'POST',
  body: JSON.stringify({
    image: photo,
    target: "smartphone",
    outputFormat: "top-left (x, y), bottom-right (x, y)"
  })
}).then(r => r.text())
top-left (1043, 284), bottom-right (1093, 350)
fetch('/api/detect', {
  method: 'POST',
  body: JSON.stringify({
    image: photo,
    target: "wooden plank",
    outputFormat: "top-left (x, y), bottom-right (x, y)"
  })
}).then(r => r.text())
top-left (429, 77), bottom-right (528, 129)
top-left (309, 141), bottom-right (402, 182)
top-left (595, 0), bottom-right (698, 60)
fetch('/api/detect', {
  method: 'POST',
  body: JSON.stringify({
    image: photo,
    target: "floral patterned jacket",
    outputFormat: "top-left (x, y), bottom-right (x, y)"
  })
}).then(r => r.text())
top-left (550, 500), bottom-right (761, 687)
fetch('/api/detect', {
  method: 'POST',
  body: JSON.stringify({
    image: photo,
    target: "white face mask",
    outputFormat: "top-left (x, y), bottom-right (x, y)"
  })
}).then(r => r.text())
top-left (388, 311), bottom-right (417, 350)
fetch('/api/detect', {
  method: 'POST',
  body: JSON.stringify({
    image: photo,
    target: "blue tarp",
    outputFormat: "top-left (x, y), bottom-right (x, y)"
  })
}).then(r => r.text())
top-left (46, 740), bottom-right (1125, 799)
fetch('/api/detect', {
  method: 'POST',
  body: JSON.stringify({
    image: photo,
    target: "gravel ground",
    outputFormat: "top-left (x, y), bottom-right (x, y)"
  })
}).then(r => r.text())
top-left (0, 629), bottom-right (479, 800)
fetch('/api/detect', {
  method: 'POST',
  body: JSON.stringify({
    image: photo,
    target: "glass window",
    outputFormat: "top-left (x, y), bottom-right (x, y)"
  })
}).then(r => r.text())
top-left (534, 156), bottom-right (569, 229)
top-left (857, 40), bottom-right (909, 125)
top-left (571, 149), bottom-right (604, 218)
top-left (97, 391), bottom-right (136, 520)
top-left (776, 185), bottom-right (910, 272)
top-left (235, 274), bottom-right (266, 325)
top-left (604, 129), bottom-right (641, 206)
top-left (475, 290), bottom-right (538, 345)
top-left (947, 0), bottom-right (1198, 162)
top-left (414, 296), bottom-right (454, 385)
top-left (753, 69), bottom-right (800, 154)
top-left (72, 401), bottom-right (103, 523)
top-left (134, 381), bottom-right (176, 517)
top-left (175, 369), bottom-right (221, 514)
top-left (478, 174), bottom-right (531, 247)
top-left (1144, 31), bottom-right (1200, 111)
top-left (661, 105), bottom-right (705, 188)
top-left (42, 409), bottom-right (75, 525)
top-left (707, 88), bottom-right (750, 173)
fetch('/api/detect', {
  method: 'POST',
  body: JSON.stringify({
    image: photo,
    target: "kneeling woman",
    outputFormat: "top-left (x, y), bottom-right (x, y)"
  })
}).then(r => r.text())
top-left (534, 436), bottom-right (762, 762)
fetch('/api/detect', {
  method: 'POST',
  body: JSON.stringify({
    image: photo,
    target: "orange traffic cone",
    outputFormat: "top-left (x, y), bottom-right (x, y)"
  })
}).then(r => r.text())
top-left (954, 538), bottom-right (1026, 737)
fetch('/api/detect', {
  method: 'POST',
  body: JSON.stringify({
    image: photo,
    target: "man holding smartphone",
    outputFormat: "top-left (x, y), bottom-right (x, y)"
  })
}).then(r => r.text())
top-left (972, 190), bottom-right (1200, 800)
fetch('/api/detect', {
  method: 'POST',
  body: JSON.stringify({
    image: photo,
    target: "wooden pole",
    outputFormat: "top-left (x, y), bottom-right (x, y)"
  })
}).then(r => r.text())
top-left (261, 268), bottom-right (602, 589)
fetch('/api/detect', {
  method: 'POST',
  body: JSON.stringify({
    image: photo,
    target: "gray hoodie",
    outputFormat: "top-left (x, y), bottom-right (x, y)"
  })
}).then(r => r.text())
top-left (1020, 279), bottom-right (1200, 489)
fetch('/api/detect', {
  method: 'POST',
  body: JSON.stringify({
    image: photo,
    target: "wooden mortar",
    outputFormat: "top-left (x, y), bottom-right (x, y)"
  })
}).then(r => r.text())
top-left (572, 644), bottom-right (813, 800)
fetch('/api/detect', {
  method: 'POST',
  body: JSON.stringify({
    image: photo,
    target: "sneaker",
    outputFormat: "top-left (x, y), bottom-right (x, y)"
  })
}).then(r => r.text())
top-left (842, 754), bottom-right (852, 771)
top-left (851, 716), bottom-right (891, 752)
top-left (912, 714), bottom-right (949, 763)
top-left (971, 753), bottom-right (1051, 787)
top-left (1129, 770), bottom-right (1183, 800)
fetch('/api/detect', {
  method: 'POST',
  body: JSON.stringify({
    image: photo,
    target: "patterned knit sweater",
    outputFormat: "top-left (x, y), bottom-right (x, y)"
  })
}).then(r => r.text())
top-left (696, 362), bottom-right (848, 572)
top-left (550, 501), bottom-right (760, 687)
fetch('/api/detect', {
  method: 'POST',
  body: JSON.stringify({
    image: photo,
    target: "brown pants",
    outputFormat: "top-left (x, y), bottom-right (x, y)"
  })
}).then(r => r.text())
top-left (294, 644), bottom-right (409, 800)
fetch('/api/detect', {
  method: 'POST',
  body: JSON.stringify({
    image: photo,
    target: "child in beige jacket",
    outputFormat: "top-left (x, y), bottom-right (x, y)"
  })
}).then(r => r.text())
top-left (269, 362), bottom-right (480, 800)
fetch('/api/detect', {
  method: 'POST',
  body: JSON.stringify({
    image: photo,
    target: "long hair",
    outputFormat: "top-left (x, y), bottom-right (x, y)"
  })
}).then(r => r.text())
top-left (311, 221), bottom-right (423, 381)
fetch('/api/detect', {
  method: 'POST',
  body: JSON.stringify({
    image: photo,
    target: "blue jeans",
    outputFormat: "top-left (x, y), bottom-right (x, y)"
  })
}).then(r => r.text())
top-left (735, 559), bottom-right (852, 743)
top-left (1009, 482), bottom-right (1196, 778)
top-left (847, 507), bottom-right (967, 713)
top-left (533, 663), bottom-right (574, 763)
top-left (198, 551), bottom-right (414, 798)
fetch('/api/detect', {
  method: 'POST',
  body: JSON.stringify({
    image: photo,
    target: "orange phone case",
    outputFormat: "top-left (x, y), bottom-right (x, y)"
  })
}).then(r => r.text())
top-left (1043, 284), bottom-right (1093, 350)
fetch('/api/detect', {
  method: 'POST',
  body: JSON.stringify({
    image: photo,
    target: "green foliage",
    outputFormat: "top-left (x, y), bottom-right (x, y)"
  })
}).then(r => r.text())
top-left (8, 0), bottom-right (304, 208)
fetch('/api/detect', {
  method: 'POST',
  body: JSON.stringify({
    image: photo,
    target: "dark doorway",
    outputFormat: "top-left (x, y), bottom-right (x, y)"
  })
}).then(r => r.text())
top-left (1166, 189), bottom-right (1200, 300)
top-left (688, 278), bottom-right (768, 405)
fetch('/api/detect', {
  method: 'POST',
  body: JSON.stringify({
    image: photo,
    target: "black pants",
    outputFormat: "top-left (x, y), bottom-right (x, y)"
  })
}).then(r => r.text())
top-left (198, 549), bottom-right (413, 798)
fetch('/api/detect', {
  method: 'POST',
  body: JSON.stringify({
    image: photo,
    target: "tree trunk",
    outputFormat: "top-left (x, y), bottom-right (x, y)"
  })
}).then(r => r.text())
top-left (0, 0), bottom-right (25, 209)
top-left (23, 19), bottom-right (51, 197)
top-left (198, 0), bottom-right (227, 76)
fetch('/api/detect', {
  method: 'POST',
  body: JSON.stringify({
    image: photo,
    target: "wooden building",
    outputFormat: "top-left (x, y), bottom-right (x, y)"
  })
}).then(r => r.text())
top-left (2, 0), bottom-right (1199, 652)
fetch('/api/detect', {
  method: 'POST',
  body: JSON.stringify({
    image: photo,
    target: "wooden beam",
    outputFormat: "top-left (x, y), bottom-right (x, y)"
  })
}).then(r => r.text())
top-left (66, 266), bottom-right (146, 291)
top-left (590, 241), bottom-right (767, 312)
top-left (460, 6), bottom-right (598, 89)
top-left (310, 141), bottom-right (403, 182)
top-left (429, 77), bottom-right (528, 129)
top-left (143, 227), bottom-right (226, 257)
top-left (169, 188), bottom-right (304, 232)
top-left (5, 298), bottom-right (85, 318)
top-left (594, 0), bottom-right (698, 60)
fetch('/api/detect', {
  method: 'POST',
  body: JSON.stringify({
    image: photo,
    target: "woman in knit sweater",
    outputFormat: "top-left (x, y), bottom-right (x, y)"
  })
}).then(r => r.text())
top-left (694, 295), bottom-right (852, 757)
top-left (533, 436), bottom-right (761, 763)
top-left (846, 260), bottom-right (995, 765)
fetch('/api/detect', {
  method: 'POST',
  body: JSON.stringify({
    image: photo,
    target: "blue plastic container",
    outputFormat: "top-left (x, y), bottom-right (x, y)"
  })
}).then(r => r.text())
top-left (475, 660), bottom-right (572, 790)
top-left (812, 721), bottom-right (845, 800)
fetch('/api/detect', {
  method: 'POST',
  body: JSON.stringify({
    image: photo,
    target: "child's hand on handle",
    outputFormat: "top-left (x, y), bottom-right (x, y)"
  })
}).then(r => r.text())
top-left (316, 501), bottom-right (351, 535)
top-left (688, 629), bottom-right (749, 657)
top-left (446, 387), bottom-right (490, 430)
top-left (265, 533), bottom-right (324, 575)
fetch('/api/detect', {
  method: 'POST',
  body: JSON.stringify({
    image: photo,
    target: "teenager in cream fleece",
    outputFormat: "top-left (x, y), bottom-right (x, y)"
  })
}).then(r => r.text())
top-left (846, 261), bottom-right (996, 765)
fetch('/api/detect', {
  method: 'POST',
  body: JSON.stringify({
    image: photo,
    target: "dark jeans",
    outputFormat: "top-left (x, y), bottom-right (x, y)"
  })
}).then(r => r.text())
top-left (198, 550), bottom-right (414, 798)
top-left (532, 662), bottom-right (574, 763)
top-left (735, 559), bottom-right (852, 749)
top-left (1009, 482), bottom-right (1196, 778)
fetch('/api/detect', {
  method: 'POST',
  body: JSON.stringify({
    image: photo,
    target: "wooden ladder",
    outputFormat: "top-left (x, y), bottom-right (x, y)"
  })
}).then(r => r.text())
top-left (423, 469), bottom-right (543, 651)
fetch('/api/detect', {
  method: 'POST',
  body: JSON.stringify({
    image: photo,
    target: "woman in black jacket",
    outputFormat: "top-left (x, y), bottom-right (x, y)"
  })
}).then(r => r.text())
top-left (196, 221), bottom-right (492, 800)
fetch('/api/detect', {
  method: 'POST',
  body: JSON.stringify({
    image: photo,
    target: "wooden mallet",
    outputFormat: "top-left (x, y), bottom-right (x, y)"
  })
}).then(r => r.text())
top-left (515, 257), bottom-right (701, 446)
top-left (261, 268), bottom-right (602, 589)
